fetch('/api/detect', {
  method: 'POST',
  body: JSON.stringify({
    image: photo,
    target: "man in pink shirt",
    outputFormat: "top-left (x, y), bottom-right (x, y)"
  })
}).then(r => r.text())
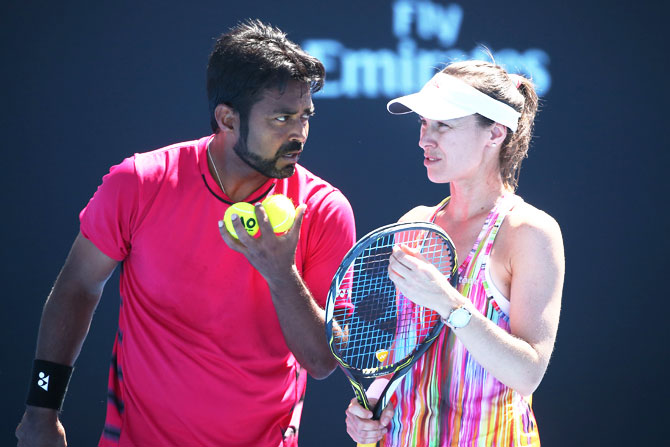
top-left (16, 20), bottom-right (355, 447)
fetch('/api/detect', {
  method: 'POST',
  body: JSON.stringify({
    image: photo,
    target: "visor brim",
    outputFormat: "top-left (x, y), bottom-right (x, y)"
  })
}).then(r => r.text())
top-left (387, 92), bottom-right (475, 121)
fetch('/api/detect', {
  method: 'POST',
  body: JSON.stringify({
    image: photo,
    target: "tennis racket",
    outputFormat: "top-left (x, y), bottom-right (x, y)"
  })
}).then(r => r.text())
top-left (325, 222), bottom-right (458, 447)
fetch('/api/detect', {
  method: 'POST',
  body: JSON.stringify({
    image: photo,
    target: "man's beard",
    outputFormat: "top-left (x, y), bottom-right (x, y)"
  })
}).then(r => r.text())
top-left (233, 137), bottom-right (302, 179)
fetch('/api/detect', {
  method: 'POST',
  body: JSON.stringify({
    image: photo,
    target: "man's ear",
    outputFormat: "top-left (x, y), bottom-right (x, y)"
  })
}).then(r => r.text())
top-left (214, 104), bottom-right (239, 134)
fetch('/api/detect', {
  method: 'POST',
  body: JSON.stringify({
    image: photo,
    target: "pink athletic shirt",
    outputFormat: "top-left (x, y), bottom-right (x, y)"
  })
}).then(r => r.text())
top-left (80, 135), bottom-right (356, 447)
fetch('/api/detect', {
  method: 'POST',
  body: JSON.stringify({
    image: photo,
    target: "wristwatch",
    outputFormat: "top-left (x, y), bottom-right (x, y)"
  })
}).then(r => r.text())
top-left (443, 305), bottom-right (472, 329)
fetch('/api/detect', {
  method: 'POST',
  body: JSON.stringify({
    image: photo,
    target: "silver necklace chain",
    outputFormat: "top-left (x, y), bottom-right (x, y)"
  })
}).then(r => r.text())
top-left (207, 144), bottom-right (227, 198)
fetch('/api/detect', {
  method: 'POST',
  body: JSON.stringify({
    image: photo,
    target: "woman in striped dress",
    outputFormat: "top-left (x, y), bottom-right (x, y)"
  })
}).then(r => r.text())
top-left (345, 60), bottom-right (565, 446)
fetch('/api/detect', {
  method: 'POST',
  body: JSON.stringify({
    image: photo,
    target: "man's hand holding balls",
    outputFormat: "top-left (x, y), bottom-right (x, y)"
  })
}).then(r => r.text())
top-left (217, 194), bottom-right (305, 277)
top-left (221, 194), bottom-right (298, 240)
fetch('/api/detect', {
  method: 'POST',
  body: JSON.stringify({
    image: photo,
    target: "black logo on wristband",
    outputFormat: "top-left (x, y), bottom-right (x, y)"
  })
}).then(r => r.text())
top-left (26, 360), bottom-right (74, 410)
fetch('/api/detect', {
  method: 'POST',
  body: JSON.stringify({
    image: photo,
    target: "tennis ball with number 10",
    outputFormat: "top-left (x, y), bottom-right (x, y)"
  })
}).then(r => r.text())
top-left (223, 194), bottom-right (296, 239)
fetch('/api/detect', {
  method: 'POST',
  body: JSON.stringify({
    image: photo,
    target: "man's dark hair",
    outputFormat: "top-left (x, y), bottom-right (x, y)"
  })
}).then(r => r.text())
top-left (207, 19), bottom-right (325, 133)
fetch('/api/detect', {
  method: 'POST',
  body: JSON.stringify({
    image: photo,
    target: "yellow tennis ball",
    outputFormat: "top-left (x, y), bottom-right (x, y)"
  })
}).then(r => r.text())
top-left (261, 194), bottom-right (296, 234)
top-left (223, 202), bottom-right (258, 239)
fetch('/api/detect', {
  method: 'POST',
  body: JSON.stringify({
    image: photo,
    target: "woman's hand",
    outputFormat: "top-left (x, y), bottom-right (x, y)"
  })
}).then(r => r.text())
top-left (388, 244), bottom-right (463, 315)
top-left (345, 397), bottom-right (395, 445)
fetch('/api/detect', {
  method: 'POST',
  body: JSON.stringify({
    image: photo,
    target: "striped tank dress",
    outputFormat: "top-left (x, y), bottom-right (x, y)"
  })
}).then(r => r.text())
top-left (383, 194), bottom-right (540, 447)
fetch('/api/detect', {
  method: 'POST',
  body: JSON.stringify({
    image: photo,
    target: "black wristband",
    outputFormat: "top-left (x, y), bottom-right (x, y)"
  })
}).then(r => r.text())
top-left (26, 359), bottom-right (74, 411)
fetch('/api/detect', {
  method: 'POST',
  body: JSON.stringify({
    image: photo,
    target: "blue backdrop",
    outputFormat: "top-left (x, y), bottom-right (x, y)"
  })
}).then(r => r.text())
top-left (1, 0), bottom-right (666, 445)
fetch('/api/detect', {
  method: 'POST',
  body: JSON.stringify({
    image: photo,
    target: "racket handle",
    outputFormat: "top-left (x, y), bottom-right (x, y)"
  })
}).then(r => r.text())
top-left (352, 387), bottom-right (378, 446)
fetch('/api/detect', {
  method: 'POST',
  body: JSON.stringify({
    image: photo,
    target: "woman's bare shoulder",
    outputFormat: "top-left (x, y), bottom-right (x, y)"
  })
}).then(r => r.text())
top-left (503, 199), bottom-right (563, 253)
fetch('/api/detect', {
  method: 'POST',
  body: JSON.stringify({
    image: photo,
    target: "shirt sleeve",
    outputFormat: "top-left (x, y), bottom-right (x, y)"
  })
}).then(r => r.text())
top-left (301, 189), bottom-right (356, 308)
top-left (79, 156), bottom-right (139, 261)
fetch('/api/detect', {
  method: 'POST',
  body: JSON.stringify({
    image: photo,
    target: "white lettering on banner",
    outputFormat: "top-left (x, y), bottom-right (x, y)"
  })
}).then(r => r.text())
top-left (303, 1), bottom-right (551, 98)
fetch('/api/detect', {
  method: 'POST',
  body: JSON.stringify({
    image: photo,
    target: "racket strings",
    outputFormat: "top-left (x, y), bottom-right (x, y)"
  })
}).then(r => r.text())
top-left (332, 229), bottom-right (456, 373)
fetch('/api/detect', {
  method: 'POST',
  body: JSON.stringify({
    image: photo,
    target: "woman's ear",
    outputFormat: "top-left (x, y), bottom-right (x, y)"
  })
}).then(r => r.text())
top-left (489, 122), bottom-right (507, 148)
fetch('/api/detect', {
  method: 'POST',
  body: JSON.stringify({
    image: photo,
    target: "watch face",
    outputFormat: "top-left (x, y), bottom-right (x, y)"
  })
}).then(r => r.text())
top-left (448, 307), bottom-right (472, 328)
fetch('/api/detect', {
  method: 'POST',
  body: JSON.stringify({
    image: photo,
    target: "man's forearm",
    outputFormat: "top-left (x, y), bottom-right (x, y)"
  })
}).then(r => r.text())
top-left (35, 280), bottom-right (102, 364)
top-left (267, 265), bottom-right (336, 379)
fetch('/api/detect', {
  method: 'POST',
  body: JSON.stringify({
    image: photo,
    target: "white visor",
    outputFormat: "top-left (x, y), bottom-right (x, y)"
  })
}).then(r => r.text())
top-left (387, 73), bottom-right (521, 132)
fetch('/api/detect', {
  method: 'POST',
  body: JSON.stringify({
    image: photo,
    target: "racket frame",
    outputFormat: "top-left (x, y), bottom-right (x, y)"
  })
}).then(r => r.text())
top-left (325, 222), bottom-right (459, 419)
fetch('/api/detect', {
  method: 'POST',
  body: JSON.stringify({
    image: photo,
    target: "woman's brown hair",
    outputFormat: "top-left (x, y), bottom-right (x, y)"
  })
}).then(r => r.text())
top-left (442, 60), bottom-right (539, 190)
